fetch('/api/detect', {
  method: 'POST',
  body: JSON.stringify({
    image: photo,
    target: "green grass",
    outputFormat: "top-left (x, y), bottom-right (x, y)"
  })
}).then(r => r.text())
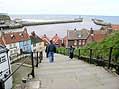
top-left (57, 31), bottom-right (119, 62)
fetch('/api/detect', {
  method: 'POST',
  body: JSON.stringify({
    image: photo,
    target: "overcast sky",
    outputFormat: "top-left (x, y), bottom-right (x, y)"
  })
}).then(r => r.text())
top-left (0, 0), bottom-right (119, 16)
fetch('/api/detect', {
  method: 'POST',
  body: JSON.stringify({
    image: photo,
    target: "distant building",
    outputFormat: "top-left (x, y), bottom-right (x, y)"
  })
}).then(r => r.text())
top-left (0, 45), bottom-right (12, 89)
top-left (66, 28), bottom-right (108, 48)
top-left (30, 31), bottom-right (44, 52)
top-left (52, 34), bottom-right (62, 47)
top-left (111, 25), bottom-right (119, 31)
top-left (63, 36), bottom-right (68, 47)
top-left (0, 28), bottom-right (31, 57)
top-left (85, 28), bottom-right (108, 44)
top-left (67, 29), bottom-right (90, 48)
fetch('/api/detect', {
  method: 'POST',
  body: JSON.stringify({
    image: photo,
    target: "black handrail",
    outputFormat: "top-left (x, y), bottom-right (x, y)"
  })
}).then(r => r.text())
top-left (57, 47), bottom-right (119, 74)
top-left (3, 56), bottom-right (29, 82)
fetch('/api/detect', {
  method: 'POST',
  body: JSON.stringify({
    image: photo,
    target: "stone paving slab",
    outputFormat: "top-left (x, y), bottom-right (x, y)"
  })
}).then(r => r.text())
top-left (24, 53), bottom-right (119, 89)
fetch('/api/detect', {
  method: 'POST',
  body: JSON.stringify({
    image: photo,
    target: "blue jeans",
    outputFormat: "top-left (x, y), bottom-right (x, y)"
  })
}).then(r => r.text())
top-left (48, 52), bottom-right (54, 63)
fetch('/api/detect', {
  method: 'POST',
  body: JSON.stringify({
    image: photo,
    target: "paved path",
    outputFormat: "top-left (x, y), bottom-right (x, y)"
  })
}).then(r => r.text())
top-left (25, 53), bottom-right (119, 89)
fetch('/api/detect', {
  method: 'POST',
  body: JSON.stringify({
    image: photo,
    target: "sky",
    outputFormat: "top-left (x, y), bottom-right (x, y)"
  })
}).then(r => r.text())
top-left (0, 0), bottom-right (119, 16)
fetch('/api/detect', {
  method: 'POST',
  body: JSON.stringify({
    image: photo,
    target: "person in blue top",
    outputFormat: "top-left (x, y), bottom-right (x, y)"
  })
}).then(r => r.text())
top-left (47, 40), bottom-right (56, 63)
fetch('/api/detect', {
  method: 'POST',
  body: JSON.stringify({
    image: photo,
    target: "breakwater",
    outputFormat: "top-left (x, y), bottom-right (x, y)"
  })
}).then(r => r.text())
top-left (0, 19), bottom-right (83, 29)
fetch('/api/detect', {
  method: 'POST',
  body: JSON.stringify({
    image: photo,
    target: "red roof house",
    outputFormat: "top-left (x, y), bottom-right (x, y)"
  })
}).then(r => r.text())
top-left (52, 34), bottom-right (62, 47)
top-left (93, 34), bottom-right (107, 42)
top-left (41, 34), bottom-right (50, 45)
top-left (0, 28), bottom-right (31, 57)
top-left (111, 25), bottom-right (119, 31)
top-left (4, 30), bottom-right (30, 44)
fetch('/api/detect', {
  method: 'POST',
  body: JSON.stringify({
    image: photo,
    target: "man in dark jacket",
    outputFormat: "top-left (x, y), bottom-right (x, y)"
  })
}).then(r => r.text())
top-left (47, 40), bottom-right (56, 63)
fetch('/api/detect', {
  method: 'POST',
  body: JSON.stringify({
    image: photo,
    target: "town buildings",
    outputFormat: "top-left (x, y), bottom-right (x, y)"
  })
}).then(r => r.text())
top-left (64, 28), bottom-right (108, 48)
top-left (52, 34), bottom-right (62, 47)
top-left (0, 28), bottom-right (31, 57)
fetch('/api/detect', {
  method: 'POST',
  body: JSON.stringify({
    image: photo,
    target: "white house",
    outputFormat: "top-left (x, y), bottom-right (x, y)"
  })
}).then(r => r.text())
top-left (0, 28), bottom-right (32, 57)
top-left (0, 45), bottom-right (12, 89)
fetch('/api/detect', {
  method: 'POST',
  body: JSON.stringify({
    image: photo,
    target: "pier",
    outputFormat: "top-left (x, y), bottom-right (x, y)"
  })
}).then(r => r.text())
top-left (0, 19), bottom-right (83, 29)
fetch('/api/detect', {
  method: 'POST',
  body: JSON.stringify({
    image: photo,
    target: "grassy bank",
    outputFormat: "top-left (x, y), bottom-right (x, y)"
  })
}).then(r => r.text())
top-left (57, 31), bottom-right (119, 62)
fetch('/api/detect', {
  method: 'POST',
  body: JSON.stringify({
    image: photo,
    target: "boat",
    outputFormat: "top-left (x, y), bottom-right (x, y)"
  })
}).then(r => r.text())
top-left (92, 19), bottom-right (111, 26)
top-left (74, 17), bottom-right (83, 22)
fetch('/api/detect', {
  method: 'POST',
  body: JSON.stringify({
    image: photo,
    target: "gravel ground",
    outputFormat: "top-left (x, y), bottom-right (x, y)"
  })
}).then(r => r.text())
top-left (11, 63), bottom-right (32, 89)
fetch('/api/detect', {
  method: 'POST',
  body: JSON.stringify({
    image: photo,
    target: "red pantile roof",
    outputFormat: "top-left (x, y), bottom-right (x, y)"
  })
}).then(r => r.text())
top-left (4, 30), bottom-right (30, 44)
top-left (112, 25), bottom-right (119, 30)
top-left (93, 34), bottom-right (106, 42)
top-left (52, 34), bottom-right (62, 43)
top-left (41, 34), bottom-right (50, 44)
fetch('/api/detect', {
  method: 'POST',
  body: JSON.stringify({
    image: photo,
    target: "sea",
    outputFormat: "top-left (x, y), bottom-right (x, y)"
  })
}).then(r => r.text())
top-left (8, 15), bottom-right (119, 38)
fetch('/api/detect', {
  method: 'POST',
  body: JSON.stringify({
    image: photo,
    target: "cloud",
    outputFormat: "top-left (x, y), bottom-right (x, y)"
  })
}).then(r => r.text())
top-left (0, 0), bottom-right (119, 16)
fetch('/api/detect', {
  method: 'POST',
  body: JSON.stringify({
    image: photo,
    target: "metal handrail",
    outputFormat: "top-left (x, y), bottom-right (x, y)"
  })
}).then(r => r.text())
top-left (3, 56), bottom-right (29, 82)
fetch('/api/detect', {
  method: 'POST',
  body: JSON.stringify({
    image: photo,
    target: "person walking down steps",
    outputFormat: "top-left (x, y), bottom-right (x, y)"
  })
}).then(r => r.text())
top-left (47, 40), bottom-right (56, 63)
top-left (69, 46), bottom-right (74, 59)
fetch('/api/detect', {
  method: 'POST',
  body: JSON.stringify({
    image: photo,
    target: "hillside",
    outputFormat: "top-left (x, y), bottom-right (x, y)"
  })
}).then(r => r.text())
top-left (82, 31), bottom-right (119, 62)
top-left (84, 31), bottom-right (119, 49)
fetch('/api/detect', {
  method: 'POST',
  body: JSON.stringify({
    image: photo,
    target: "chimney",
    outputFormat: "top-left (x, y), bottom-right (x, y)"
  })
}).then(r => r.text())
top-left (44, 34), bottom-right (46, 37)
top-left (23, 27), bottom-right (27, 33)
top-left (31, 31), bottom-right (35, 37)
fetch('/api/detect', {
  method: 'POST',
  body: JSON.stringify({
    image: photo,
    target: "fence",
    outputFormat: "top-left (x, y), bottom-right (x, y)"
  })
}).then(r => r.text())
top-left (0, 51), bottom-right (43, 89)
top-left (57, 47), bottom-right (119, 74)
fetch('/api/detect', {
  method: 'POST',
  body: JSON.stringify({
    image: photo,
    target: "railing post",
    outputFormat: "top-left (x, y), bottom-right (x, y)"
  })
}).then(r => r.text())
top-left (39, 51), bottom-right (43, 63)
top-left (41, 51), bottom-right (43, 60)
top-left (78, 49), bottom-right (80, 60)
top-left (108, 47), bottom-right (113, 69)
top-left (31, 52), bottom-right (35, 78)
top-left (36, 52), bottom-right (38, 67)
top-left (0, 79), bottom-right (5, 89)
top-left (64, 48), bottom-right (65, 55)
top-left (89, 49), bottom-right (92, 64)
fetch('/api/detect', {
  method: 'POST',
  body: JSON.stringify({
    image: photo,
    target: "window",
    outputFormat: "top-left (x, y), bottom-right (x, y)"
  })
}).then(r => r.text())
top-left (19, 33), bottom-right (24, 38)
top-left (74, 40), bottom-right (77, 45)
top-left (10, 34), bottom-right (15, 40)
top-left (13, 43), bottom-right (16, 47)
top-left (24, 41), bottom-right (27, 45)
top-left (79, 40), bottom-right (81, 45)
top-left (82, 40), bottom-right (85, 45)
top-left (0, 55), bottom-right (6, 64)
top-left (9, 44), bottom-right (12, 48)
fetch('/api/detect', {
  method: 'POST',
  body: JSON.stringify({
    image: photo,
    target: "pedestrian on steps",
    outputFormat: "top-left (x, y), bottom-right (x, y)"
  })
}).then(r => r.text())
top-left (69, 46), bottom-right (74, 59)
top-left (47, 40), bottom-right (56, 63)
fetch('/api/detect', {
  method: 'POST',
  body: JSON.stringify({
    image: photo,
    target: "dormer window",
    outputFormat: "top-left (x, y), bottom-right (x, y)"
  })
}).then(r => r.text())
top-left (77, 33), bottom-right (81, 38)
top-left (19, 33), bottom-right (23, 38)
top-left (10, 34), bottom-right (15, 40)
top-left (78, 34), bottom-right (81, 38)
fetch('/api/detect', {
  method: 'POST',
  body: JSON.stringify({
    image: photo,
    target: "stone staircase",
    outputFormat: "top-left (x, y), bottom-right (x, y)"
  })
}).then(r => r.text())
top-left (17, 53), bottom-right (119, 89)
